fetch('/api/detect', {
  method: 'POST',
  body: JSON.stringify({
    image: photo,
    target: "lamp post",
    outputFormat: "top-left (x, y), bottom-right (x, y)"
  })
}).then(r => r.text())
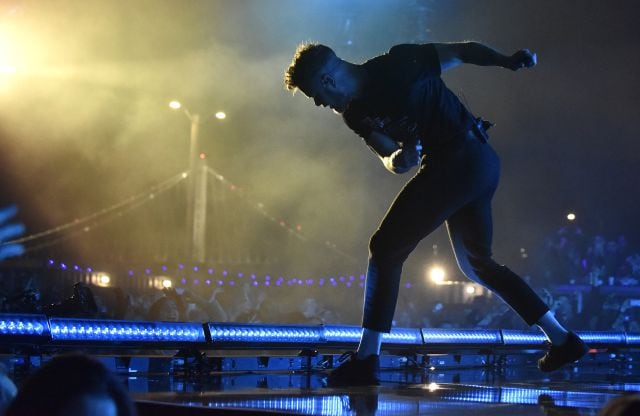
top-left (170, 101), bottom-right (226, 263)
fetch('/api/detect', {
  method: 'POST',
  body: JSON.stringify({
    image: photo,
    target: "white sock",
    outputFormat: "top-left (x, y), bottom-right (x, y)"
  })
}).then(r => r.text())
top-left (357, 328), bottom-right (383, 359)
top-left (536, 311), bottom-right (569, 345)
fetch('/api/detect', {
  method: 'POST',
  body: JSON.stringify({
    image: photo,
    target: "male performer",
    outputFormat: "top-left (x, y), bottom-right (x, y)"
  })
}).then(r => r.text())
top-left (284, 41), bottom-right (588, 385)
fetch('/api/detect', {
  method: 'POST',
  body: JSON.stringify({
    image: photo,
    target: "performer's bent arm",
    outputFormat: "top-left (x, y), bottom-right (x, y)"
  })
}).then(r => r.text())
top-left (366, 130), bottom-right (420, 175)
top-left (433, 42), bottom-right (537, 72)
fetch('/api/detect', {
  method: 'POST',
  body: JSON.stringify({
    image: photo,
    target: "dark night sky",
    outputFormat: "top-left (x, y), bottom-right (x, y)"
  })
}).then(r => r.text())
top-left (0, 0), bottom-right (638, 277)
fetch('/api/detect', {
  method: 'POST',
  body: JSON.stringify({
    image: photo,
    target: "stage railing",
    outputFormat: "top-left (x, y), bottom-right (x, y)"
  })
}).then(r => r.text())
top-left (0, 313), bottom-right (638, 352)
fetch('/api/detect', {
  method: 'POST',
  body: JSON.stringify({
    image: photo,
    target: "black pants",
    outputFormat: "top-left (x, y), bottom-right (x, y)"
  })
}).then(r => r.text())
top-left (362, 132), bottom-right (549, 332)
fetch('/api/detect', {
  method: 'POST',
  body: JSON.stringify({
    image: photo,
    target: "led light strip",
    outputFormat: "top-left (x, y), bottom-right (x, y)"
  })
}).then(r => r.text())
top-left (0, 314), bottom-right (49, 338)
top-left (0, 314), bottom-right (638, 350)
top-left (48, 318), bottom-right (205, 343)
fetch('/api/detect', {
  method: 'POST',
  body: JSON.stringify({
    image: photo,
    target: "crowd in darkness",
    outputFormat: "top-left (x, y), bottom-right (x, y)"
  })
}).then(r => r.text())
top-left (115, 225), bottom-right (640, 332)
top-left (537, 225), bottom-right (637, 288)
top-left (1, 224), bottom-right (639, 334)
top-left (540, 226), bottom-right (640, 331)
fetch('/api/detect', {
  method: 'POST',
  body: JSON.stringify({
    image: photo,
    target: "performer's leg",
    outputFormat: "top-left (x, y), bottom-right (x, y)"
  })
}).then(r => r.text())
top-left (446, 194), bottom-right (549, 326)
top-left (357, 327), bottom-right (383, 359)
top-left (362, 164), bottom-right (463, 335)
top-left (329, 167), bottom-right (456, 385)
top-left (446, 194), bottom-right (588, 371)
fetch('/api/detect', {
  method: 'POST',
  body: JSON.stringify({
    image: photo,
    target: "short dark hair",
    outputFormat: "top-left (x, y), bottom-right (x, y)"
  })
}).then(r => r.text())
top-left (284, 42), bottom-right (335, 93)
top-left (6, 354), bottom-right (137, 416)
top-left (598, 394), bottom-right (640, 416)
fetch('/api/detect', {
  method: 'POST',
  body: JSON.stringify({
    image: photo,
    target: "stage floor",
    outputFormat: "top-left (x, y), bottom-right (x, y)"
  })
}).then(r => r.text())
top-left (127, 353), bottom-right (640, 415)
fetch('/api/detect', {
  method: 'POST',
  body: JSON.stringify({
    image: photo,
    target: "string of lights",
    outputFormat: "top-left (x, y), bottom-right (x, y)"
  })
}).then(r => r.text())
top-left (4, 165), bottom-right (357, 263)
top-left (5, 171), bottom-right (187, 248)
top-left (205, 166), bottom-right (358, 264)
top-left (23, 191), bottom-right (177, 254)
top-left (43, 259), bottom-right (424, 291)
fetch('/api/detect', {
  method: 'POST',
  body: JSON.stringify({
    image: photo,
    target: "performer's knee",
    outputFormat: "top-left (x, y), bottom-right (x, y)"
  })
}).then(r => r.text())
top-left (368, 231), bottom-right (386, 259)
top-left (466, 256), bottom-right (501, 281)
top-left (369, 231), bottom-right (404, 264)
top-left (466, 257), bottom-right (515, 288)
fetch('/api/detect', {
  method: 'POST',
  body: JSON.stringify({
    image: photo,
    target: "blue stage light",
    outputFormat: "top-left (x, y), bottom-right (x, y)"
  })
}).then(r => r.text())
top-left (323, 325), bottom-right (362, 343)
top-left (208, 323), bottom-right (322, 345)
top-left (501, 330), bottom-right (547, 346)
top-left (578, 331), bottom-right (625, 346)
top-left (625, 333), bottom-right (640, 345)
top-left (437, 384), bottom-right (619, 409)
top-left (382, 328), bottom-right (423, 345)
top-left (1, 311), bottom-right (639, 353)
top-left (200, 396), bottom-right (346, 415)
top-left (49, 319), bottom-right (205, 343)
top-left (500, 387), bottom-right (560, 405)
top-left (0, 314), bottom-right (49, 338)
top-left (324, 325), bottom-right (422, 346)
top-left (422, 329), bottom-right (502, 344)
top-left (435, 385), bottom-right (499, 403)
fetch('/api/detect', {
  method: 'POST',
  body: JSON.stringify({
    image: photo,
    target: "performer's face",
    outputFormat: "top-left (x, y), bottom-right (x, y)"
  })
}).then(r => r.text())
top-left (302, 64), bottom-right (350, 114)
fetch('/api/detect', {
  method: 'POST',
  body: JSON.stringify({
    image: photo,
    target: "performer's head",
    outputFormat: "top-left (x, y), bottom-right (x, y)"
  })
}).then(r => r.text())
top-left (284, 42), bottom-right (357, 114)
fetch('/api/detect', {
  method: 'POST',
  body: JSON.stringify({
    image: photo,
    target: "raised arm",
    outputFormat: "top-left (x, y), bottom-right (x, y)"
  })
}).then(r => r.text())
top-left (433, 42), bottom-right (537, 72)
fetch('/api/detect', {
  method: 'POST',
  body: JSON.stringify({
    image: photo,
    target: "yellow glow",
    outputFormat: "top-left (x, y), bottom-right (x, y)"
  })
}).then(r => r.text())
top-left (215, 111), bottom-right (226, 120)
top-left (465, 284), bottom-right (476, 294)
top-left (169, 100), bottom-right (182, 109)
top-left (0, 30), bottom-right (19, 77)
top-left (162, 279), bottom-right (172, 288)
top-left (567, 213), bottom-right (576, 221)
top-left (0, 65), bottom-right (16, 74)
top-left (0, 34), bottom-right (14, 62)
top-left (429, 266), bottom-right (446, 284)
top-left (427, 382), bottom-right (439, 392)
top-left (97, 273), bottom-right (111, 287)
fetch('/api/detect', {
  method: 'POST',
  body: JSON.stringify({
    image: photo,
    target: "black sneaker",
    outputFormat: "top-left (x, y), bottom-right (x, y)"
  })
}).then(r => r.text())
top-left (327, 352), bottom-right (380, 386)
top-left (538, 331), bottom-right (588, 372)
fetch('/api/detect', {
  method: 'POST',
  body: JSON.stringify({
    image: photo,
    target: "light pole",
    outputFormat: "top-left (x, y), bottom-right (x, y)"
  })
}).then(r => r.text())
top-left (170, 101), bottom-right (226, 263)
